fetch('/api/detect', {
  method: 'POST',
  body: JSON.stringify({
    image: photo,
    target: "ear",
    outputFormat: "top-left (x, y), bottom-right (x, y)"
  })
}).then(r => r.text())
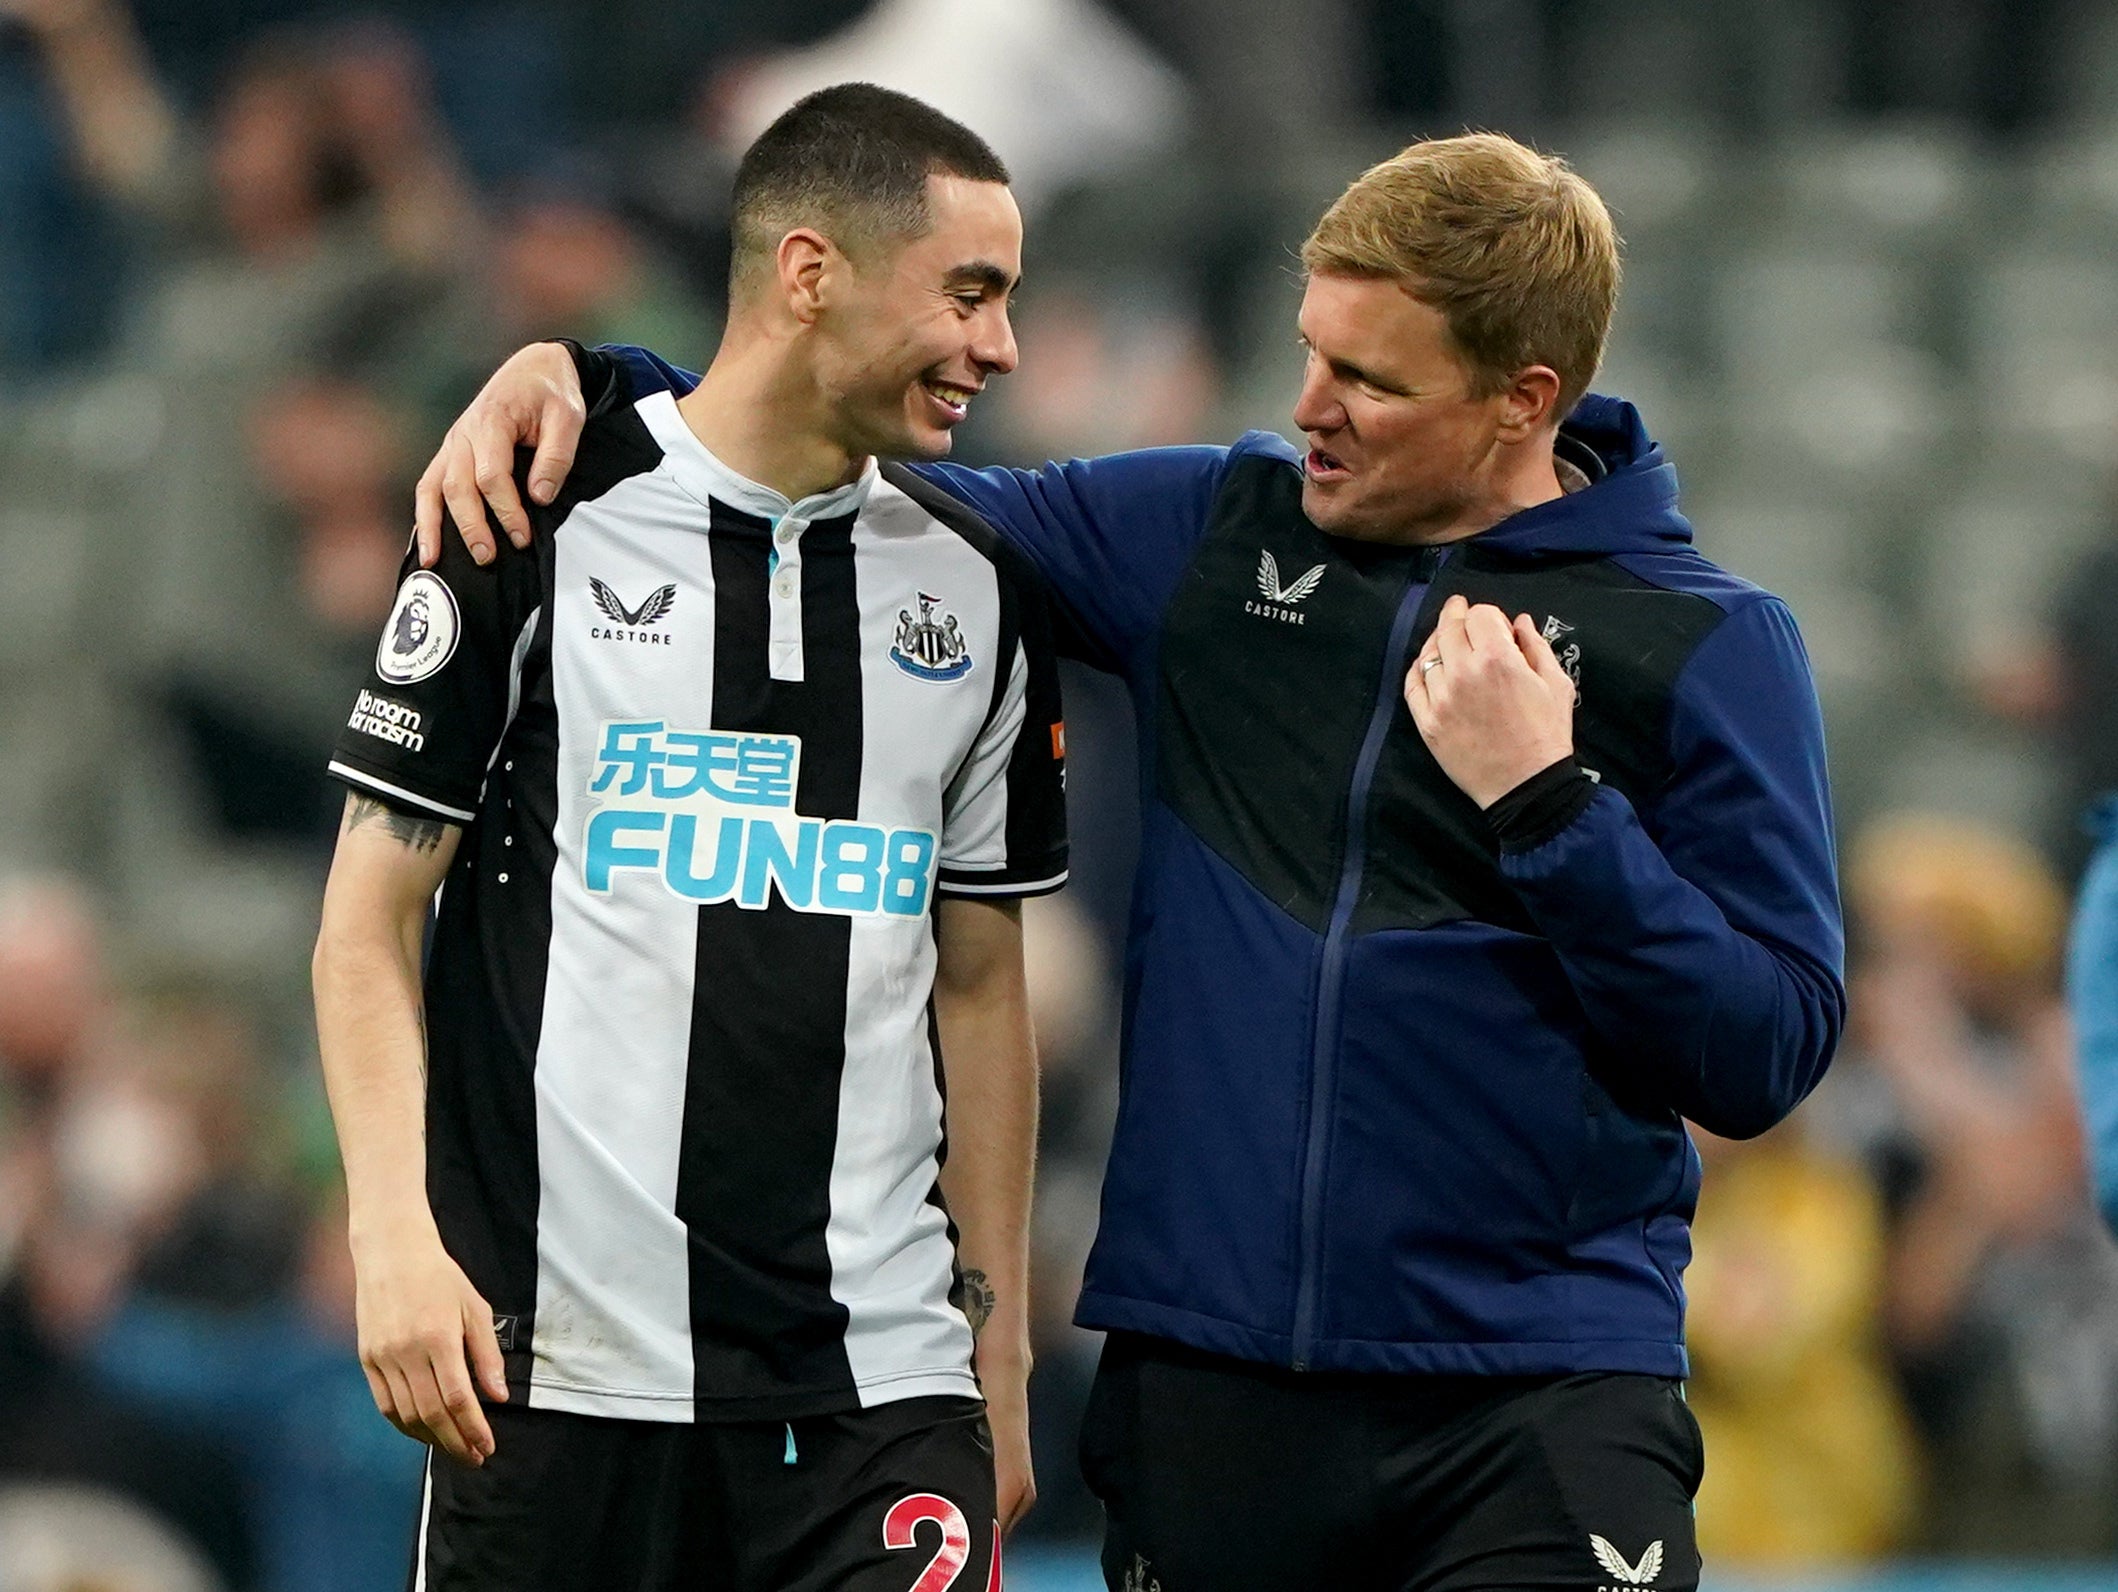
top-left (774, 228), bottom-right (835, 325)
top-left (1495, 364), bottom-right (1563, 443)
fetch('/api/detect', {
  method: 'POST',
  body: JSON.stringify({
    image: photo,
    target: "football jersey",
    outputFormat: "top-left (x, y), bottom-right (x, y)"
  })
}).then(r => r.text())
top-left (328, 391), bottom-right (1066, 1422)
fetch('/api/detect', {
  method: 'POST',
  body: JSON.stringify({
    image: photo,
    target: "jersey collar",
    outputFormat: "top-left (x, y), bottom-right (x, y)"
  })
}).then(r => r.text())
top-left (637, 390), bottom-right (879, 525)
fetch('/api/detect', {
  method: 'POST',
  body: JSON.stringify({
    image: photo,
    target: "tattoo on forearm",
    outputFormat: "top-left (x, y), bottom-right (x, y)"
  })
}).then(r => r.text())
top-left (344, 793), bottom-right (450, 853)
top-left (961, 1268), bottom-right (996, 1338)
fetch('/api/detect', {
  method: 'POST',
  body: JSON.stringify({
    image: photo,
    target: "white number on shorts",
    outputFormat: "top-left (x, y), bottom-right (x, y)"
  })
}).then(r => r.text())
top-left (882, 1493), bottom-right (972, 1591)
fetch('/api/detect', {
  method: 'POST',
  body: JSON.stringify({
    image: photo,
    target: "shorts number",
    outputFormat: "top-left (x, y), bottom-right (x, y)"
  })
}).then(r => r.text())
top-left (883, 1493), bottom-right (991, 1592)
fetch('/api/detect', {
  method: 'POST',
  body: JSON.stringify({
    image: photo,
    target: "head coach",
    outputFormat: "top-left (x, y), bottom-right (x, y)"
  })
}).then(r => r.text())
top-left (420, 122), bottom-right (1844, 1592)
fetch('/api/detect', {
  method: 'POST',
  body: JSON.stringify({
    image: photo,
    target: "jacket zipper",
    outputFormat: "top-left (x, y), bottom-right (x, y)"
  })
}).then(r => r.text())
top-left (1290, 550), bottom-right (1444, 1369)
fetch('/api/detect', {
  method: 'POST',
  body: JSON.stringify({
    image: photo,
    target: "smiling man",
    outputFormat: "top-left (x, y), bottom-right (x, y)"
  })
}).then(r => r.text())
top-left (314, 85), bottom-right (1063, 1591)
top-left (422, 131), bottom-right (1845, 1592)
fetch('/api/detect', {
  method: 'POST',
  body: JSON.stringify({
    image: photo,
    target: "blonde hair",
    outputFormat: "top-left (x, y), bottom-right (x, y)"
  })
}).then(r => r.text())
top-left (1848, 813), bottom-right (2068, 996)
top-left (1301, 132), bottom-right (1620, 418)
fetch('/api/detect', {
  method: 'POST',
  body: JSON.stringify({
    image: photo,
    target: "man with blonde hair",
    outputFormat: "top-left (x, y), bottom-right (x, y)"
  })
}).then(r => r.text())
top-left (419, 126), bottom-right (1843, 1591)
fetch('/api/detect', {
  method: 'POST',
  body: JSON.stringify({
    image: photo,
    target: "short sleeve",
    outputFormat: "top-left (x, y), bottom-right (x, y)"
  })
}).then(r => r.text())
top-left (936, 557), bottom-right (1068, 898)
top-left (328, 533), bottom-right (540, 824)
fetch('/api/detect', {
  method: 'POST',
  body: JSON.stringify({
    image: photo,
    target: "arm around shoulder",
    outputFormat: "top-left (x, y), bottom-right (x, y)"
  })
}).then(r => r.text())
top-left (910, 439), bottom-right (1247, 674)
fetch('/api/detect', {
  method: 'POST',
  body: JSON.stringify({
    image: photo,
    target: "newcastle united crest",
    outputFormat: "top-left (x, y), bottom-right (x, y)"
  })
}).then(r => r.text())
top-left (890, 591), bottom-right (974, 682)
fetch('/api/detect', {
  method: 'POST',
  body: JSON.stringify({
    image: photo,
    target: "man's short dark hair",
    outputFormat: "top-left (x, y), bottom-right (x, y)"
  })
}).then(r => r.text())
top-left (729, 83), bottom-right (1011, 287)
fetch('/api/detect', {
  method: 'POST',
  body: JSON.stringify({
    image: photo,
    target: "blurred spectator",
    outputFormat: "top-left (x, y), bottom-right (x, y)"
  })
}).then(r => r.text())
top-left (987, 281), bottom-right (1220, 462)
top-left (1833, 814), bottom-right (2118, 1551)
top-left (5, 2), bottom-right (473, 666)
top-left (0, 1481), bottom-right (225, 1592)
top-left (0, 880), bottom-right (421, 1590)
top-left (250, 375), bottom-right (410, 639)
top-left (155, 373), bottom-right (414, 850)
top-left (491, 183), bottom-right (713, 361)
top-left (0, 876), bottom-right (257, 1588)
top-left (1977, 533), bottom-right (2118, 880)
top-left (0, 873), bottom-right (107, 1103)
top-left (1685, 1122), bottom-right (1920, 1564)
top-left (86, 988), bottom-right (423, 1592)
top-left (400, 169), bottom-right (718, 437)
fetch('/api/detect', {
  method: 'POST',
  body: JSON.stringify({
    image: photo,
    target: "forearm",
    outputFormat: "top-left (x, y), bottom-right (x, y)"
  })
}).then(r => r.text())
top-left (1886, 1182), bottom-right (1998, 1351)
top-left (313, 799), bottom-right (460, 1253)
top-left (25, 0), bottom-right (179, 205)
top-left (313, 903), bottom-right (436, 1253)
top-left (1503, 785), bottom-right (1845, 1137)
top-left (933, 953), bottom-right (1038, 1362)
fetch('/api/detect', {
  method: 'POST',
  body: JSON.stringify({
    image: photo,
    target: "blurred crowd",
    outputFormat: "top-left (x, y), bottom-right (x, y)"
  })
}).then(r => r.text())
top-left (3, 1), bottom-right (2118, 1585)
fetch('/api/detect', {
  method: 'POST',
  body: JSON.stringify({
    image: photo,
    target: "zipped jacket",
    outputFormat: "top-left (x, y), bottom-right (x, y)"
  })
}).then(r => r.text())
top-left (592, 347), bottom-right (1846, 1378)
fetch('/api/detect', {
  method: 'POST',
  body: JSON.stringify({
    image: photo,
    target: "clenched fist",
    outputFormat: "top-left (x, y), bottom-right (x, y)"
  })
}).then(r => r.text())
top-left (1405, 595), bottom-right (1576, 809)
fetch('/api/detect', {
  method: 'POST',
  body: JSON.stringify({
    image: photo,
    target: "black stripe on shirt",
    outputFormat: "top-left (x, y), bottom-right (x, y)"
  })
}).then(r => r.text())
top-left (422, 436), bottom-right (661, 1397)
top-left (676, 504), bottom-right (865, 1416)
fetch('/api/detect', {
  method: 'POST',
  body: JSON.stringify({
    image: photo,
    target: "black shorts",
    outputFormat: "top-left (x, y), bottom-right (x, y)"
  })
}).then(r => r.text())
top-left (411, 1395), bottom-right (998, 1591)
top-left (1080, 1334), bottom-right (1704, 1592)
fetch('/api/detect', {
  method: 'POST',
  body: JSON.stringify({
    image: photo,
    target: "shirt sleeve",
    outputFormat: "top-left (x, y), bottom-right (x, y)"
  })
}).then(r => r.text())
top-left (577, 339), bottom-right (699, 417)
top-left (328, 530), bottom-right (540, 824)
top-left (908, 440), bottom-right (1251, 675)
top-left (936, 548), bottom-right (1068, 899)
top-left (577, 338), bottom-right (1267, 677)
top-left (1499, 596), bottom-right (1848, 1139)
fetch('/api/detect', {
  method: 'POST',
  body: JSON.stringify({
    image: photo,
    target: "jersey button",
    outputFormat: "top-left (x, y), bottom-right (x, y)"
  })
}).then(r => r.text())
top-left (774, 573), bottom-right (796, 598)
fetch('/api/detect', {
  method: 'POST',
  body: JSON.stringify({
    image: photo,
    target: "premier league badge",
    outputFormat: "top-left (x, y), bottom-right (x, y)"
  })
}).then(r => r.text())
top-left (377, 570), bottom-right (461, 684)
top-left (889, 592), bottom-right (974, 682)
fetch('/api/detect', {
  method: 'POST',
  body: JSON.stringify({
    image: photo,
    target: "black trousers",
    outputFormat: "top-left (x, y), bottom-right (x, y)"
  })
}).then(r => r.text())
top-left (1080, 1334), bottom-right (1704, 1592)
top-left (411, 1395), bottom-right (997, 1591)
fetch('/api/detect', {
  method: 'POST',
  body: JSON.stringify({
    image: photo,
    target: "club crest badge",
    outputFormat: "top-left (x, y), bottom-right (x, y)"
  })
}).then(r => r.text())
top-left (377, 571), bottom-right (460, 684)
top-left (1542, 613), bottom-right (1582, 688)
top-left (890, 592), bottom-right (974, 682)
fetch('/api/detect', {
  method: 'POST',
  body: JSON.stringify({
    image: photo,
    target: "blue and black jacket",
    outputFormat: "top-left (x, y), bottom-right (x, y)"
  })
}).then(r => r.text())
top-left (584, 345), bottom-right (1846, 1380)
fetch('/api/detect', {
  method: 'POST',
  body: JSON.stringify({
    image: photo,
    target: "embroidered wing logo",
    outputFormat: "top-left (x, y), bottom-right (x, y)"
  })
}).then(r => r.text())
top-left (1256, 550), bottom-right (1326, 605)
top-left (591, 579), bottom-right (678, 628)
top-left (1590, 1535), bottom-right (1663, 1586)
top-left (629, 583), bottom-right (678, 626)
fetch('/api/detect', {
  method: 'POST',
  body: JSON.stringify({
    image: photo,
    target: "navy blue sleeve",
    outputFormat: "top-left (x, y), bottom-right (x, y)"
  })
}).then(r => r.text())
top-left (1499, 596), bottom-right (1847, 1139)
top-left (598, 342), bottom-right (698, 407)
top-left (907, 441), bottom-right (1255, 675)
top-left (2070, 799), bottom-right (2118, 1235)
top-left (583, 341), bottom-right (1249, 676)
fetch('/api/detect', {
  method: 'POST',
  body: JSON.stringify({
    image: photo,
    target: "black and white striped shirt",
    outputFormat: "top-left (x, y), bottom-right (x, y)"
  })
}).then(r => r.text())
top-left (329, 391), bottom-right (1067, 1422)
